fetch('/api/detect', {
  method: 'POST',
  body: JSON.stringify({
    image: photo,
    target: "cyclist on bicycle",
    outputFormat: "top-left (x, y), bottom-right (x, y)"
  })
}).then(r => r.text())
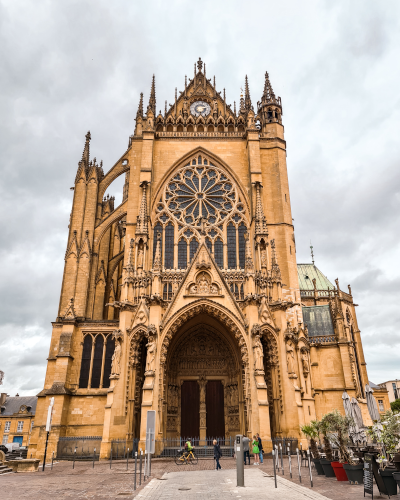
top-left (185, 439), bottom-right (194, 457)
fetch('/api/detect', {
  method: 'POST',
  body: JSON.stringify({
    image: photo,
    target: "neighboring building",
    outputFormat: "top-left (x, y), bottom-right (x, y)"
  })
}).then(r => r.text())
top-left (0, 393), bottom-right (37, 447)
top-left (369, 381), bottom-right (391, 414)
top-left (378, 380), bottom-right (400, 403)
top-left (29, 60), bottom-right (372, 460)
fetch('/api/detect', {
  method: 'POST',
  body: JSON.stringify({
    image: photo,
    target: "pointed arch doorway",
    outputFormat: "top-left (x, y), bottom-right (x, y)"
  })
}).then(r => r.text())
top-left (165, 317), bottom-right (244, 440)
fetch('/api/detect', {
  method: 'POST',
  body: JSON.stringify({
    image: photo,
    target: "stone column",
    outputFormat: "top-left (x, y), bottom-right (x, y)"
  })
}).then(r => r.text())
top-left (198, 377), bottom-right (207, 444)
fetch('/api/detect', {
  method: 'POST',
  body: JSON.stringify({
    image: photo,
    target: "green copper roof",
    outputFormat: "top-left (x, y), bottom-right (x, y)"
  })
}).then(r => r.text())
top-left (297, 263), bottom-right (334, 291)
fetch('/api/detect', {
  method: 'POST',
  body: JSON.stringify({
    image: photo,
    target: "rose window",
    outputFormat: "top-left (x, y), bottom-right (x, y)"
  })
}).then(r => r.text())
top-left (154, 155), bottom-right (248, 279)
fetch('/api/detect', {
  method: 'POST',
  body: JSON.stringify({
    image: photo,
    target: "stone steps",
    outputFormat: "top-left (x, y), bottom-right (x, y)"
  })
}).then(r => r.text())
top-left (0, 464), bottom-right (13, 474)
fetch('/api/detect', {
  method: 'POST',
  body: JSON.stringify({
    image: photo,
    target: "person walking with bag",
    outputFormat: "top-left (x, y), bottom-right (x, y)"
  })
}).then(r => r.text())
top-left (252, 435), bottom-right (259, 465)
top-left (213, 439), bottom-right (222, 470)
top-left (256, 433), bottom-right (264, 464)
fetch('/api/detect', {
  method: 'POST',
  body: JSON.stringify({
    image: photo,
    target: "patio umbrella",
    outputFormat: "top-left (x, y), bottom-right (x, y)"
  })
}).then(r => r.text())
top-left (365, 384), bottom-right (381, 423)
top-left (342, 391), bottom-right (358, 443)
top-left (350, 397), bottom-right (367, 444)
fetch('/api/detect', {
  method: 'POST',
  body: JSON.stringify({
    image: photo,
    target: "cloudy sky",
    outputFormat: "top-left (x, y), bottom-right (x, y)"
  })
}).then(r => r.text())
top-left (1, 0), bottom-right (399, 397)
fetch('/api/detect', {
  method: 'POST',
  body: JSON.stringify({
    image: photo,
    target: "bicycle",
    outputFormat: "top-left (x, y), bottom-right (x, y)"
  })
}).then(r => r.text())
top-left (175, 448), bottom-right (198, 465)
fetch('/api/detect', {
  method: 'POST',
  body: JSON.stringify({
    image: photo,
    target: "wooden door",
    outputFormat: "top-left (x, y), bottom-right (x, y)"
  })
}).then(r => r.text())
top-left (206, 380), bottom-right (225, 438)
top-left (181, 381), bottom-right (200, 438)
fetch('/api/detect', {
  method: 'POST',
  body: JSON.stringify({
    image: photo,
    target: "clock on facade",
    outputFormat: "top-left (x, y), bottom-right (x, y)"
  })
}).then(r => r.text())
top-left (190, 101), bottom-right (211, 117)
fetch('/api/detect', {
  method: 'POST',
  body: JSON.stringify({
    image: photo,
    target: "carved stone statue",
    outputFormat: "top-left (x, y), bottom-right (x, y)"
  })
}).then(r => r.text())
top-left (145, 336), bottom-right (157, 374)
top-left (261, 248), bottom-right (267, 268)
top-left (253, 335), bottom-right (264, 372)
top-left (111, 339), bottom-right (122, 376)
top-left (301, 351), bottom-right (309, 377)
top-left (286, 341), bottom-right (297, 377)
top-left (231, 384), bottom-right (239, 406)
top-left (198, 274), bottom-right (209, 294)
top-left (137, 248), bottom-right (144, 268)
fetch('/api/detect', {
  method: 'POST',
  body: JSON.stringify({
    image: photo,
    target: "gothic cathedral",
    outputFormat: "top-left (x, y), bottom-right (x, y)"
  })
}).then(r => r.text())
top-left (29, 59), bottom-right (370, 459)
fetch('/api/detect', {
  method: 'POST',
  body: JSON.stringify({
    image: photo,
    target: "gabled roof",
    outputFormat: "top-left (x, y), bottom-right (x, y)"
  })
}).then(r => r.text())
top-left (297, 263), bottom-right (334, 291)
top-left (0, 396), bottom-right (37, 416)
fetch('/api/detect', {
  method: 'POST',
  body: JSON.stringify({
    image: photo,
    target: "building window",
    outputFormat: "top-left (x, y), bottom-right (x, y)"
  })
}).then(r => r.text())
top-left (4, 421), bottom-right (11, 433)
top-left (17, 421), bottom-right (24, 432)
top-left (378, 400), bottom-right (384, 412)
top-left (214, 238), bottom-right (223, 268)
top-left (2, 435), bottom-right (8, 445)
top-left (153, 223), bottom-right (162, 265)
top-left (393, 382), bottom-right (398, 400)
top-left (227, 223), bottom-right (237, 269)
top-left (189, 239), bottom-right (199, 262)
top-left (163, 283), bottom-right (173, 300)
top-left (238, 224), bottom-right (246, 269)
top-left (79, 334), bottom-right (114, 389)
top-left (178, 239), bottom-right (187, 268)
top-left (164, 224), bottom-right (174, 269)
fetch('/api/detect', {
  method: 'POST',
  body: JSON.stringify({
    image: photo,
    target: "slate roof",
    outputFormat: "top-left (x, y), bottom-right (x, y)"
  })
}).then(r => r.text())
top-left (0, 396), bottom-right (38, 416)
top-left (297, 263), bottom-right (334, 291)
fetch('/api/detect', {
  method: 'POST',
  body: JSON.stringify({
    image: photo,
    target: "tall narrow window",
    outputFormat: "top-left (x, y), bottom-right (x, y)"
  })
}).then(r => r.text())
top-left (17, 421), bottom-right (23, 432)
top-left (79, 335), bottom-right (93, 388)
top-left (206, 238), bottom-right (212, 253)
top-left (238, 224), bottom-right (246, 269)
top-left (178, 239), bottom-right (187, 269)
top-left (153, 223), bottom-right (162, 265)
top-left (164, 224), bottom-right (174, 269)
top-left (163, 283), bottom-right (173, 300)
top-left (227, 223), bottom-right (237, 269)
top-left (189, 239), bottom-right (199, 262)
top-left (102, 336), bottom-right (115, 389)
top-left (214, 239), bottom-right (223, 268)
top-left (240, 284), bottom-right (244, 300)
top-left (90, 335), bottom-right (104, 389)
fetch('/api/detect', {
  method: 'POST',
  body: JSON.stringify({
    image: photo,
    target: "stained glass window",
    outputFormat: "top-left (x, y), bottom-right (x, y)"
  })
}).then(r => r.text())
top-left (206, 238), bottom-right (212, 253)
top-left (238, 224), bottom-right (246, 269)
top-left (90, 335), bottom-right (104, 389)
top-left (227, 223), bottom-right (237, 269)
top-left (190, 239), bottom-right (199, 262)
top-left (163, 283), bottom-right (173, 300)
top-left (214, 238), bottom-right (223, 268)
top-left (79, 335), bottom-right (92, 388)
top-left (102, 336), bottom-right (115, 389)
top-left (164, 224), bottom-right (174, 269)
top-left (178, 239), bottom-right (187, 268)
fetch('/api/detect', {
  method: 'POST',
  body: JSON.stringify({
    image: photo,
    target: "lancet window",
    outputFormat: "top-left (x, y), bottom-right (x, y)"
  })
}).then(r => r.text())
top-left (152, 155), bottom-right (249, 271)
top-left (78, 333), bottom-right (115, 389)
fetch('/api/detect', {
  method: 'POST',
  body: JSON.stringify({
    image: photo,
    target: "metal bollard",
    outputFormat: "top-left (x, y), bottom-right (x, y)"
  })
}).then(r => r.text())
top-left (288, 446), bottom-right (292, 478)
top-left (275, 445), bottom-right (279, 471)
top-left (144, 454), bottom-right (147, 482)
top-left (139, 450), bottom-right (143, 485)
top-left (134, 452), bottom-right (137, 490)
top-left (272, 450), bottom-right (277, 488)
top-left (110, 449), bottom-right (112, 469)
top-left (296, 448), bottom-right (302, 483)
top-left (127, 448), bottom-right (129, 470)
top-left (73, 447), bottom-right (77, 469)
top-left (280, 444), bottom-right (284, 475)
top-left (51, 451), bottom-right (54, 470)
top-left (307, 449), bottom-right (313, 487)
top-left (93, 448), bottom-right (96, 469)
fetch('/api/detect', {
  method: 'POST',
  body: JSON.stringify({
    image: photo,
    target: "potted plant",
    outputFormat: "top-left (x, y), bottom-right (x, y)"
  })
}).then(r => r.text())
top-left (300, 420), bottom-right (324, 475)
top-left (367, 410), bottom-right (400, 495)
top-left (319, 414), bottom-right (337, 477)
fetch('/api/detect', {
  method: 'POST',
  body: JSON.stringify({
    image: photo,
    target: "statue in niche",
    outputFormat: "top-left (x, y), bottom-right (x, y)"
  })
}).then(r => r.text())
top-left (111, 339), bottom-right (122, 376)
top-left (253, 335), bottom-right (265, 372)
top-left (231, 385), bottom-right (239, 406)
top-left (286, 341), bottom-right (297, 377)
top-left (145, 335), bottom-right (157, 374)
top-left (197, 274), bottom-right (210, 294)
top-left (213, 99), bottom-right (218, 114)
top-left (137, 247), bottom-right (144, 268)
top-left (260, 247), bottom-right (268, 268)
top-left (301, 351), bottom-right (309, 377)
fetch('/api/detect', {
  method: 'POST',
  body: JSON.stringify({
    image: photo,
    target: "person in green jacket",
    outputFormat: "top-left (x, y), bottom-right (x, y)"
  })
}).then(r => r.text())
top-left (252, 435), bottom-right (260, 465)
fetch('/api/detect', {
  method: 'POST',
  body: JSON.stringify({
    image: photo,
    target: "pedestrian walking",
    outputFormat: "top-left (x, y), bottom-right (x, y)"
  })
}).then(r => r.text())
top-left (252, 435), bottom-right (260, 465)
top-left (256, 433), bottom-right (264, 464)
top-left (243, 435), bottom-right (250, 465)
top-left (213, 440), bottom-right (222, 470)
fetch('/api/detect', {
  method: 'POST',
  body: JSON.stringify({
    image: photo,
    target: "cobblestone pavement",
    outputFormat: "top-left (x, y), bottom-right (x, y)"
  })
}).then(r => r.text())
top-left (0, 457), bottom-right (398, 499)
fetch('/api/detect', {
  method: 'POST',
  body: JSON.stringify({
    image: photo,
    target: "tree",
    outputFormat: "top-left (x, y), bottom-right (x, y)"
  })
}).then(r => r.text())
top-left (300, 420), bottom-right (320, 459)
top-left (322, 409), bottom-right (357, 464)
top-left (390, 399), bottom-right (400, 413)
top-left (319, 414), bottom-right (334, 461)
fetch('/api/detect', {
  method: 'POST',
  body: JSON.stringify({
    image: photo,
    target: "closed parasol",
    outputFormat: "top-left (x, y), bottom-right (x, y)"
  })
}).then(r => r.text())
top-left (350, 397), bottom-right (367, 444)
top-left (365, 384), bottom-right (381, 423)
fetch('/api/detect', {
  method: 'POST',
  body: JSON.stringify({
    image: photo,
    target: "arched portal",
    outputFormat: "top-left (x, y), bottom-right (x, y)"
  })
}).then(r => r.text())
top-left (163, 314), bottom-right (245, 440)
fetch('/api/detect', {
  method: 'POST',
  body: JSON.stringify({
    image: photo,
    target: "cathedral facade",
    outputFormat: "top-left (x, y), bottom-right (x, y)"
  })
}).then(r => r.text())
top-left (29, 59), bottom-right (371, 459)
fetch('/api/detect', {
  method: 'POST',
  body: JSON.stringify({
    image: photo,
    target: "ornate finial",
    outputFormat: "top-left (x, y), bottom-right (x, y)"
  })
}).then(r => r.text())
top-left (197, 57), bottom-right (203, 72)
top-left (165, 100), bottom-right (167, 117)
top-left (270, 239), bottom-right (282, 281)
top-left (244, 232), bottom-right (254, 272)
top-left (185, 75), bottom-right (187, 96)
top-left (253, 182), bottom-right (268, 235)
top-left (123, 238), bottom-right (135, 284)
top-left (153, 231), bottom-right (162, 272)
top-left (239, 87), bottom-right (245, 114)
top-left (213, 76), bottom-right (216, 97)
top-left (263, 71), bottom-right (276, 102)
top-left (136, 181), bottom-right (149, 236)
top-left (136, 92), bottom-right (144, 119)
top-left (244, 75), bottom-right (252, 111)
top-left (81, 131), bottom-right (91, 166)
top-left (148, 75), bottom-right (156, 116)
top-left (234, 101), bottom-right (236, 116)
top-left (310, 241), bottom-right (314, 264)
top-left (348, 284), bottom-right (352, 296)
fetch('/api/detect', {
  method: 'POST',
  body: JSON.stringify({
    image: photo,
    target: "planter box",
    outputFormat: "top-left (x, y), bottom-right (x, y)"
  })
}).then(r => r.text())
top-left (393, 472), bottom-right (400, 489)
top-left (379, 468), bottom-right (398, 496)
top-left (312, 458), bottom-right (325, 475)
top-left (320, 458), bottom-right (336, 477)
top-left (331, 461), bottom-right (348, 482)
top-left (343, 463), bottom-right (364, 485)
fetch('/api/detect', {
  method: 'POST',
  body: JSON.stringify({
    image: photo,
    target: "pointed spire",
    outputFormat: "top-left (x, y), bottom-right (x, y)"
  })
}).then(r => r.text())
top-left (123, 239), bottom-right (135, 285)
top-left (310, 242), bottom-right (315, 264)
top-left (197, 57), bottom-right (203, 72)
top-left (165, 100), bottom-right (167, 117)
top-left (254, 182), bottom-right (268, 235)
top-left (81, 131), bottom-right (91, 167)
top-left (262, 71), bottom-right (276, 102)
top-left (234, 101), bottom-right (236, 116)
top-left (148, 75), bottom-right (156, 116)
top-left (239, 87), bottom-right (245, 114)
top-left (244, 75), bottom-right (252, 111)
top-left (136, 181), bottom-right (149, 236)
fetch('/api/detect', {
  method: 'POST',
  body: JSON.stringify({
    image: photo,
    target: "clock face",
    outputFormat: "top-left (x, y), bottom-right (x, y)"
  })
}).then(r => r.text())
top-left (190, 101), bottom-right (211, 117)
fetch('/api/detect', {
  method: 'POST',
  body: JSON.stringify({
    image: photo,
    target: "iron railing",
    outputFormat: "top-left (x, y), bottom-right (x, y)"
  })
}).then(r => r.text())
top-left (155, 436), bottom-right (234, 458)
top-left (57, 436), bottom-right (102, 460)
top-left (110, 438), bottom-right (140, 459)
top-left (271, 437), bottom-right (299, 455)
